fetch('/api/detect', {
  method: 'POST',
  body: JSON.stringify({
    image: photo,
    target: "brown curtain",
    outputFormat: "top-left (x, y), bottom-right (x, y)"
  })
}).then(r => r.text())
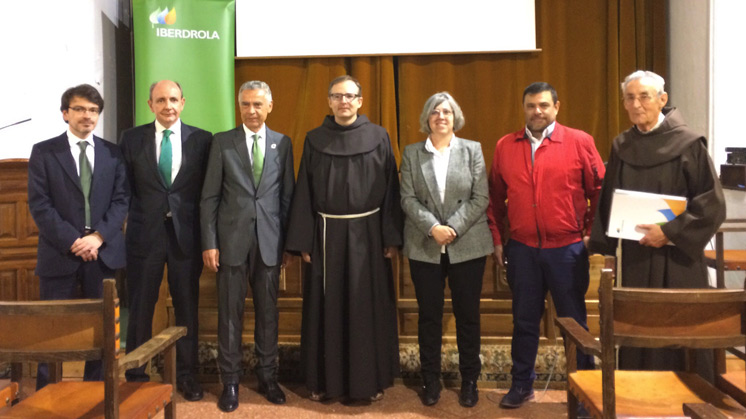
top-left (234, 56), bottom-right (398, 169)
top-left (234, 0), bottom-right (666, 172)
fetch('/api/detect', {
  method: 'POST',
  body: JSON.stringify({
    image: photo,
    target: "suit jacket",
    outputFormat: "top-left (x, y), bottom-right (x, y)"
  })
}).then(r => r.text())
top-left (200, 125), bottom-right (294, 267)
top-left (119, 121), bottom-right (212, 258)
top-left (400, 136), bottom-right (493, 264)
top-left (28, 132), bottom-right (129, 276)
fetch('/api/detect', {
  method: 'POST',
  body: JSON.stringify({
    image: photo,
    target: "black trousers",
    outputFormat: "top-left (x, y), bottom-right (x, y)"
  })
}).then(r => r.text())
top-left (125, 219), bottom-right (202, 381)
top-left (409, 254), bottom-right (485, 382)
top-left (37, 258), bottom-right (112, 390)
top-left (217, 239), bottom-right (280, 384)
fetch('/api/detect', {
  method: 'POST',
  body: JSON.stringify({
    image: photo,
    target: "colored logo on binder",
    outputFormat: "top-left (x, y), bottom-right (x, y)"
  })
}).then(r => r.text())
top-left (656, 199), bottom-right (686, 224)
top-left (150, 7), bottom-right (176, 25)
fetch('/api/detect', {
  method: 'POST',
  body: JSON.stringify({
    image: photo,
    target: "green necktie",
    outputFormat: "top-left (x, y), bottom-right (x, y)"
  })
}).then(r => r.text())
top-left (159, 129), bottom-right (173, 188)
top-left (252, 133), bottom-right (263, 185)
top-left (78, 141), bottom-right (92, 227)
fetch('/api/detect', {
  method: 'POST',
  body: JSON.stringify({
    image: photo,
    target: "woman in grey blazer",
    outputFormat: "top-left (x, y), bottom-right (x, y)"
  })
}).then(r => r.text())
top-left (400, 92), bottom-right (493, 408)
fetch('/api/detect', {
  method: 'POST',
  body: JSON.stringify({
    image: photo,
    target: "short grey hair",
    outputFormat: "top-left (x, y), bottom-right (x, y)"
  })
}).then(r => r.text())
top-left (238, 80), bottom-right (272, 101)
top-left (621, 70), bottom-right (666, 96)
top-left (419, 92), bottom-right (465, 134)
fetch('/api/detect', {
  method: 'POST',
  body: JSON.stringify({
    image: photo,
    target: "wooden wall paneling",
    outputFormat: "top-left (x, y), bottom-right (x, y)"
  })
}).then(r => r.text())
top-left (0, 160), bottom-right (39, 301)
top-left (169, 254), bottom-right (306, 344)
top-left (166, 233), bottom-right (605, 372)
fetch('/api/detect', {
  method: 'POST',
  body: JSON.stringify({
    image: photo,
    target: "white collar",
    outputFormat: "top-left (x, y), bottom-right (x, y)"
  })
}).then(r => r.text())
top-left (243, 123), bottom-right (267, 140)
top-left (67, 129), bottom-right (93, 147)
top-left (425, 135), bottom-right (457, 155)
top-left (525, 121), bottom-right (556, 142)
top-left (155, 119), bottom-right (181, 135)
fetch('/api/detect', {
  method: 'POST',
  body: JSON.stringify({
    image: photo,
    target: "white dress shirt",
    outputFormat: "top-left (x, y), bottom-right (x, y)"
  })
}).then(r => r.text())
top-left (425, 136), bottom-right (456, 203)
top-left (525, 121), bottom-right (556, 163)
top-left (155, 119), bottom-right (183, 183)
top-left (243, 123), bottom-right (267, 167)
top-left (425, 135), bottom-right (457, 253)
top-left (67, 129), bottom-right (95, 175)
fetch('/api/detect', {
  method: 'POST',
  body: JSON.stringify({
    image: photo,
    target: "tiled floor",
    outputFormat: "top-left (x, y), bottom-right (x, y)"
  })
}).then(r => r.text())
top-left (172, 381), bottom-right (568, 418)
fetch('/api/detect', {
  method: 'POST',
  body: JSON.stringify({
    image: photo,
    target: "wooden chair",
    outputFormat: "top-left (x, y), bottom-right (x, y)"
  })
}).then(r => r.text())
top-left (0, 379), bottom-right (18, 408)
top-left (0, 279), bottom-right (186, 419)
top-left (556, 261), bottom-right (746, 418)
top-left (702, 219), bottom-right (746, 408)
top-left (683, 403), bottom-right (730, 419)
top-left (704, 219), bottom-right (746, 289)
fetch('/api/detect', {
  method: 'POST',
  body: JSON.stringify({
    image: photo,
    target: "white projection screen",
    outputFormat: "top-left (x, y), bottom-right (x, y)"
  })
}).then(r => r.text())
top-left (236, 0), bottom-right (536, 58)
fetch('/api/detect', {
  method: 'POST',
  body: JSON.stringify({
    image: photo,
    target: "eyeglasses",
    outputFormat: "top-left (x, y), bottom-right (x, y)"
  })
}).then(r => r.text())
top-left (329, 93), bottom-right (360, 102)
top-left (69, 106), bottom-right (100, 115)
top-left (430, 109), bottom-right (453, 117)
top-left (623, 94), bottom-right (655, 105)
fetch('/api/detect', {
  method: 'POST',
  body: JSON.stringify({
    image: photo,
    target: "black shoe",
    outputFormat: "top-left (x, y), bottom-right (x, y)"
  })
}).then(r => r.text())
top-left (459, 380), bottom-right (478, 408)
top-left (369, 390), bottom-right (384, 402)
top-left (176, 375), bottom-right (204, 401)
top-left (258, 380), bottom-right (286, 405)
top-left (218, 384), bottom-right (239, 412)
top-left (421, 379), bottom-right (441, 406)
top-left (499, 386), bottom-right (535, 409)
top-left (309, 391), bottom-right (326, 402)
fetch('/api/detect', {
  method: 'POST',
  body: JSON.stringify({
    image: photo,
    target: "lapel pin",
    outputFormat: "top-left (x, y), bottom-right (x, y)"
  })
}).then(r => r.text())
top-left (271, 143), bottom-right (277, 149)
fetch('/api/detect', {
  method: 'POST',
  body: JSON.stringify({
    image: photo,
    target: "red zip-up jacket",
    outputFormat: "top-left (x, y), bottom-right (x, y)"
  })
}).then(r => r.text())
top-left (487, 123), bottom-right (605, 249)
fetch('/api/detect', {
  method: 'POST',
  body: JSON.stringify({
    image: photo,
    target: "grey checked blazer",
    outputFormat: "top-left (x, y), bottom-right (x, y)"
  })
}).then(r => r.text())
top-left (400, 136), bottom-right (493, 264)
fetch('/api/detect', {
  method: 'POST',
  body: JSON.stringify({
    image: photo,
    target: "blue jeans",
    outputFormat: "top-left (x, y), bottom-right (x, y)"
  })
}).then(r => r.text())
top-left (505, 239), bottom-right (593, 389)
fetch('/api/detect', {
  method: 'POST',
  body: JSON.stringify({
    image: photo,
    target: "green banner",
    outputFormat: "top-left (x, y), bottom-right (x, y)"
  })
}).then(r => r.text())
top-left (133, 0), bottom-right (235, 134)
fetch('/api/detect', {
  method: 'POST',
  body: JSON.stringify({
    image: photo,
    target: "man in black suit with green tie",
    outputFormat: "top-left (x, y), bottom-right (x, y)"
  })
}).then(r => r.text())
top-left (119, 80), bottom-right (212, 401)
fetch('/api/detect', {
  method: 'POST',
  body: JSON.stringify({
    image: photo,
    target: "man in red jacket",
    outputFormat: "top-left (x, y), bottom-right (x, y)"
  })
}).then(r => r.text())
top-left (488, 82), bottom-right (605, 409)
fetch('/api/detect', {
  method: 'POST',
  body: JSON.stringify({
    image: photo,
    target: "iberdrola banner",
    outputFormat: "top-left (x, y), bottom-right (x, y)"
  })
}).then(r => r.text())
top-left (133, 0), bottom-right (235, 134)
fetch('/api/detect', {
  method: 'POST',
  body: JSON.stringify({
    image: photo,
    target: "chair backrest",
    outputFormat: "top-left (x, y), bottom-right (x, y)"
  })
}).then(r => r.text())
top-left (598, 269), bottom-right (746, 351)
top-left (597, 266), bottom-right (746, 416)
top-left (0, 279), bottom-right (121, 416)
top-left (0, 299), bottom-right (105, 361)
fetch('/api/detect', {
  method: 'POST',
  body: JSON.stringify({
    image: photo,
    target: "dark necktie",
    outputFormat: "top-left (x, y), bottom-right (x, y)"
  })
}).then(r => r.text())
top-left (252, 133), bottom-right (263, 185)
top-left (78, 141), bottom-right (92, 227)
top-left (159, 129), bottom-right (173, 188)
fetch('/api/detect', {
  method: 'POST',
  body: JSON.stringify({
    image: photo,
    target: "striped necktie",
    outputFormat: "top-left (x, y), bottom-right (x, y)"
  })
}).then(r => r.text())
top-left (159, 129), bottom-right (173, 188)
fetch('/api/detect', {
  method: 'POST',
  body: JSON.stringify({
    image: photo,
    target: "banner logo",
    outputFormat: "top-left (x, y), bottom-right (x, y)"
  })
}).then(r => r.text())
top-left (148, 5), bottom-right (220, 40)
top-left (149, 7), bottom-right (176, 25)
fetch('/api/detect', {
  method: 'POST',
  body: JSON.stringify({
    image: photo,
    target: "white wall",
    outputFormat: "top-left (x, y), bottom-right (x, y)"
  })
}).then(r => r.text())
top-left (667, 0), bottom-right (711, 143)
top-left (711, 0), bottom-right (746, 169)
top-left (0, 0), bottom-right (120, 160)
top-left (668, 0), bottom-right (746, 170)
top-left (711, 0), bottom-right (746, 288)
top-left (668, 0), bottom-right (746, 287)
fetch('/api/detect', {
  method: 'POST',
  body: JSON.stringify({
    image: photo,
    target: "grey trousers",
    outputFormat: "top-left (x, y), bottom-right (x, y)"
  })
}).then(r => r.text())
top-left (217, 243), bottom-right (280, 384)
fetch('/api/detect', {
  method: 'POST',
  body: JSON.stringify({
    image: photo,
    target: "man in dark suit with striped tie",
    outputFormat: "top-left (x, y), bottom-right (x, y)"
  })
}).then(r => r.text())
top-left (28, 84), bottom-right (129, 389)
top-left (119, 80), bottom-right (212, 401)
